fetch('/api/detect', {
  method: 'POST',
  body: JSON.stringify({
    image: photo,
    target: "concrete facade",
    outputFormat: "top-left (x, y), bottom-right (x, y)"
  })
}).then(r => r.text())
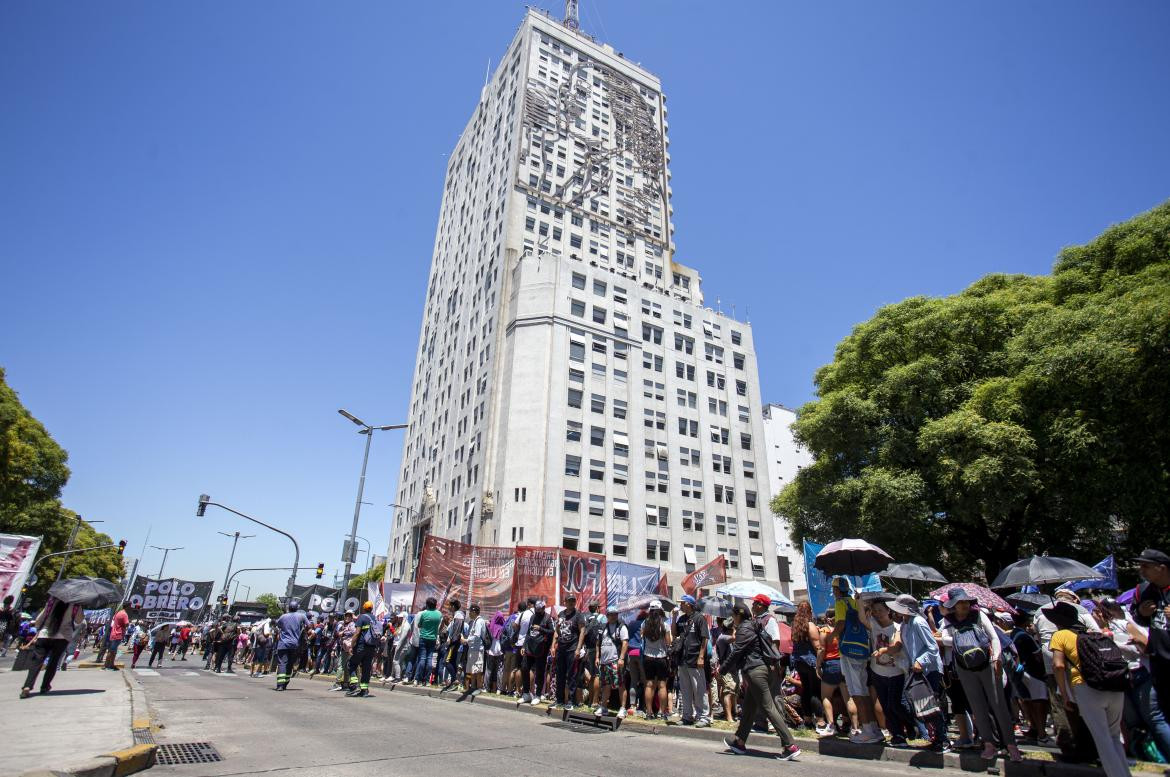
top-left (761, 403), bottom-right (815, 599)
top-left (386, 9), bottom-right (777, 593)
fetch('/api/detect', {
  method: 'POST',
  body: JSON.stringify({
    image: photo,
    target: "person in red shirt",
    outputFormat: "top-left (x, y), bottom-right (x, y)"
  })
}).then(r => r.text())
top-left (178, 625), bottom-right (193, 660)
top-left (103, 607), bottom-right (130, 669)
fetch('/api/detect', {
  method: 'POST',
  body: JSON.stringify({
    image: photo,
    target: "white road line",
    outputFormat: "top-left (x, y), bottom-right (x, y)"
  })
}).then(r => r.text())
top-left (133, 668), bottom-right (159, 676)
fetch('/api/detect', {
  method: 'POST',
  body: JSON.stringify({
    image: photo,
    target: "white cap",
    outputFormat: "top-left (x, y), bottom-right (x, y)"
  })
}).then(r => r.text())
top-left (648, 600), bottom-right (663, 611)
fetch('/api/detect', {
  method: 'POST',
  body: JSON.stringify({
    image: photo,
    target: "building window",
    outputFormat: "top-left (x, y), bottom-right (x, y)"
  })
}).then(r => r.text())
top-left (572, 272), bottom-right (586, 290)
top-left (562, 527), bottom-right (579, 550)
top-left (590, 459), bottom-right (605, 480)
top-left (731, 330), bottom-right (742, 346)
top-left (567, 420), bottom-right (582, 441)
top-left (568, 388), bottom-right (583, 408)
top-left (741, 433), bottom-right (752, 451)
top-left (591, 394), bottom-right (606, 414)
top-left (569, 341), bottom-right (585, 362)
top-left (564, 490), bottom-right (580, 512)
top-left (744, 461), bottom-right (755, 479)
top-left (613, 463), bottom-right (628, 486)
top-left (646, 539), bottom-right (670, 562)
top-left (745, 490), bottom-right (757, 508)
top-left (613, 533), bottom-right (628, 557)
top-left (571, 299), bottom-right (586, 318)
top-left (733, 353), bottom-right (745, 370)
top-left (569, 367), bottom-right (584, 383)
top-left (593, 307), bottom-right (607, 324)
top-left (588, 530), bottom-right (605, 554)
top-left (613, 399), bottom-right (627, 419)
top-left (589, 495), bottom-right (605, 516)
top-left (590, 426), bottom-right (605, 446)
top-left (593, 280), bottom-right (607, 297)
top-left (565, 455), bottom-right (581, 477)
top-left (736, 380), bottom-right (747, 397)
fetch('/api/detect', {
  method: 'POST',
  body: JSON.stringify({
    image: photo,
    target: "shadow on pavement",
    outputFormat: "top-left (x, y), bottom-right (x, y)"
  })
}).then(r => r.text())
top-left (40, 688), bottom-right (107, 697)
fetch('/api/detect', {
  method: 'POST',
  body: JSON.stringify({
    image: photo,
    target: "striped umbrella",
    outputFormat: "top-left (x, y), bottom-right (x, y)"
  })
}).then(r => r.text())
top-left (927, 582), bottom-right (1015, 613)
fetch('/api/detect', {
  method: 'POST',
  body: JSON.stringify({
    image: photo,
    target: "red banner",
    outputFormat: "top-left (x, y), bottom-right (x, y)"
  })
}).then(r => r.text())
top-left (558, 547), bottom-right (607, 611)
top-left (469, 544), bottom-right (515, 615)
top-left (657, 572), bottom-right (669, 597)
top-left (680, 555), bottom-right (727, 596)
top-left (412, 536), bottom-right (472, 613)
top-left (507, 546), bottom-right (608, 611)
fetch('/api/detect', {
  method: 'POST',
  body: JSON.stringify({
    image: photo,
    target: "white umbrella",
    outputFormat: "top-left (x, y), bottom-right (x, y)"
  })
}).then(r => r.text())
top-left (713, 580), bottom-right (795, 607)
top-left (813, 538), bottom-right (894, 577)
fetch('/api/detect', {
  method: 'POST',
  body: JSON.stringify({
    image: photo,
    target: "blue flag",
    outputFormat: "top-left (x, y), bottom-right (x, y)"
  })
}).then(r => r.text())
top-left (803, 540), bottom-right (882, 616)
top-left (1063, 556), bottom-right (1117, 592)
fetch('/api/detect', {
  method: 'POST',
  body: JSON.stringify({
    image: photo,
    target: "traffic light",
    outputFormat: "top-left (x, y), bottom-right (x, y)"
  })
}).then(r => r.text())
top-left (117, 540), bottom-right (127, 556)
top-left (196, 494), bottom-right (210, 517)
top-left (218, 594), bottom-right (229, 606)
top-left (315, 563), bottom-right (325, 580)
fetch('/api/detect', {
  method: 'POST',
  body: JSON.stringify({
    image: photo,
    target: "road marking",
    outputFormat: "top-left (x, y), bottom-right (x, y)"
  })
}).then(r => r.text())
top-left (184, 671), bottom-right (199, 676)
top-left (134, 668), bottom-right (159, 676)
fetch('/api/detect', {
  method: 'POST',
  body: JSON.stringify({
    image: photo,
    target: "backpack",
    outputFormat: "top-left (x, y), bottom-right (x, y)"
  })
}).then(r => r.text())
top-left (1076, 630), bottom-right (1130, 692)
top-left (839, 602), bottom-right (871, 660)
top-left (753, 616), bottom-right (784, 666)
top-left (950, 620), bottom-right (991, 671)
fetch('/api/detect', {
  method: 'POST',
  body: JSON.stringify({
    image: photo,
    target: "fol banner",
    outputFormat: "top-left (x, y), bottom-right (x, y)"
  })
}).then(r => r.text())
top-left (558, 547), bottom-right (606, 611)
top-left (125, 577), bottom-right (214, 621)
top-left (509, 546), bottom-right (558, 611)
top-left (0, 533), bottom-right (41, 603)
top-left (508, 547), bottom-right (607, 611)
top-left (680, 555), bottom-right (728, 596)
top-left (606, 561), bottom-right (660, 611)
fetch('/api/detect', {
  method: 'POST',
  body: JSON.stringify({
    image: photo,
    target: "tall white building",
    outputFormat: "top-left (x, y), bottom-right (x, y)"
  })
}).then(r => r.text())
top-left (761, 403), bottom-right (815, 599)
top-left (386, 8), bottom-right (778, 592)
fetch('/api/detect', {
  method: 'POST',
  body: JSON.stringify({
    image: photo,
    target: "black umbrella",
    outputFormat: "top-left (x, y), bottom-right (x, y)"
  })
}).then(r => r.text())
top-left (48, 576), bottom-right (122, 608)
top-left (990, 556), bottom-right (1101, 590)
top-left (813, 539), bottom-right (894, 577)
top-left (1006, 592), bottom-right (1052, 610)
top-left (698, 597), bottom-right (732, 617)
top-left (881, 563), bottom-right (948, 583)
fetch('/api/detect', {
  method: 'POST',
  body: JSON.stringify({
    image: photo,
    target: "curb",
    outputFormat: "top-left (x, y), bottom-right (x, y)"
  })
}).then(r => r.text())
top-left (296, 674), bottom-right (1125, 777)
top-left (17, 671), bottom-right (156, 777)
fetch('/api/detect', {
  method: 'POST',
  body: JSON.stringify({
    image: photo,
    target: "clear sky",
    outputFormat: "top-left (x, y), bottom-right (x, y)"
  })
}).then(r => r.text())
top-left (2, 2), bottom-right (1167, 597)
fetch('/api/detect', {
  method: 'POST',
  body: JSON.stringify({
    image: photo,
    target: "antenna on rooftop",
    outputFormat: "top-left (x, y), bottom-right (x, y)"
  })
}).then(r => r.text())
top-left (564, 0), bottom-right (580, 30)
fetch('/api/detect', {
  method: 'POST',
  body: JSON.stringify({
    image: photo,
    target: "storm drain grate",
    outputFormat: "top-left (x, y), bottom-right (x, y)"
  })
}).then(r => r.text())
top-left (133, 729), bottom-right (156, 745)
top-left (155, 742), bottom-right (222, 765)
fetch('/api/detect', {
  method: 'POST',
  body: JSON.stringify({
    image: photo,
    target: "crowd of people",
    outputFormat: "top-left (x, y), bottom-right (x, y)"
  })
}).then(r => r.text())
top-left (9, 546), bottom-right (1170, 776)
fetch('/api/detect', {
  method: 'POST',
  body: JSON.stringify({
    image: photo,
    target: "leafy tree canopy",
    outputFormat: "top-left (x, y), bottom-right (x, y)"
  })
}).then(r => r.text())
top-left (255, 593), bottom-right (283, 619)
top-left (775, 202), bottom-right (1170, 582)
top-left (347, 562), bottom-right (386, 591)
top-left (0, 369), bottom-right (123, 604)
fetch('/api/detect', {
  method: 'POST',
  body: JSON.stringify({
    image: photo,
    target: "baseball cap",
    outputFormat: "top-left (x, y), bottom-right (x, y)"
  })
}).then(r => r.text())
top-left (751, 593), bottom-right (772, 606)
top-left (535, 600), bottom-right (547, 609)
top-left (606, 606), bottom-right (619, 615)
top-left (362, 601), bottom-right (374, 611)
top-left (680, 594), bottom-right (697, 605)
top-left (648, 600), bottom-right (663, 611)
top-left (564, 593), bottom-right (577, 602)
top-left (1132, 549), bottom-right (1170, 567)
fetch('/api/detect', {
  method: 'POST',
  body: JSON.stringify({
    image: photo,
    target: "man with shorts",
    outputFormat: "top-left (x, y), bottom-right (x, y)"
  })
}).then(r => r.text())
top-left (594, 606), bottom-right (629, 718)
top-left (520, 600), bottom-right (553, 704)
top-left (827, 578), bottom-right (882, 743)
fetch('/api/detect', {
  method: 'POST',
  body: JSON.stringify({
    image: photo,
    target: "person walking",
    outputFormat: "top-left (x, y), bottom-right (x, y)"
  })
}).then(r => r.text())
top-left (148, 623), bottom-right (171, 667)
top-left (130, 623), bottom-right (148, 668)
top-left (103, 605), bottom-right (130, 670)
top-left (1048, 601), bottom-right (1131, 777)
top-left (274, 600), bottom-right (308, 691)
top-left (939, 587), bottom-right (1023, 762)
top-left (250, 628), bottom-right (271, 677)
top-left (720, 603), bottom-right (801, 760)
top-left (672, 594), bottom-right (711, 727)
top-left (20, 597), bottom-right (85, 698)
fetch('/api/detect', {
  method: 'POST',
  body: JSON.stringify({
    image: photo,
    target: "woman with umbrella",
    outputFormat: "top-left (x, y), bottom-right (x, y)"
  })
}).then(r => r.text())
top-left (19, 596), bottom-right (85, 698)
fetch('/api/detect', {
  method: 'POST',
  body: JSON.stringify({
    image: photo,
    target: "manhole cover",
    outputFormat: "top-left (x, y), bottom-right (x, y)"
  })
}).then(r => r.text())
top-left (155, 742), bottom-right (222, 764)
top-left (545, 721), bottom-right (612, 734)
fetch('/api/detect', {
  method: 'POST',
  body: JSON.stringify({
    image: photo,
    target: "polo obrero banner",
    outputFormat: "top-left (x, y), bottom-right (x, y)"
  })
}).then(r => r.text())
top-left (125, 576), bottom-right (214, 621)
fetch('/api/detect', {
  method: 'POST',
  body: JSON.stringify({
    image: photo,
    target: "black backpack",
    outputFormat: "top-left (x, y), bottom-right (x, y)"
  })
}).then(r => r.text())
top-left (1076, 631), bottom-right (1130, 692)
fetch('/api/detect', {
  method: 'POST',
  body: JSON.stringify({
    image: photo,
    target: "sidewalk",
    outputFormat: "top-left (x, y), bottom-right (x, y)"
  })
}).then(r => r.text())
top-left (0, 659), bottom-right (154, 777)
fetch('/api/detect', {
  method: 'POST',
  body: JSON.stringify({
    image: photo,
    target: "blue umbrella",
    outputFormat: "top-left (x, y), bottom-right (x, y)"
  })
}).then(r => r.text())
top-left (713, 580), bottom-right (794, 607)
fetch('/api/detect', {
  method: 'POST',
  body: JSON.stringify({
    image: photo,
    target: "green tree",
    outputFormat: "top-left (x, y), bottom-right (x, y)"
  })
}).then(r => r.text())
top-left (347, 562), bottom-right (386, 591)
top-left (776, 202), bottom-right (1170, 582)
top-left (256, 593), bottom-right (283, 619)
top-left (0, 369), bottom-right (123, 603)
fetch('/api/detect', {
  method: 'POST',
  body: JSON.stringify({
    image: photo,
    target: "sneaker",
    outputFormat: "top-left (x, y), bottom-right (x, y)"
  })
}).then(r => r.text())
top-left (529, 695), bottom-right (541, 705)
top-left (693, 718), bottom-right (709, 728)
top-left (521, 693), bottom-right (532, 704)
top-left (616, 708), bottom-right (627, 720)
top-left (816, 723), bottom-right (836, 737)
top-left (594, 706), bottom-right (608, 716)
top-left (329, 684), bottom-right (345, 691)
top-left (778, 745), bottom-right (801, 761)
top-left (929, 741), bottom-right (953, 754)
top-left (724, 736), bottom-right (747, 755)
top-left (636, 710), bottom-right (649, 719)
top-left (889, 737), bottom-right (910, 749)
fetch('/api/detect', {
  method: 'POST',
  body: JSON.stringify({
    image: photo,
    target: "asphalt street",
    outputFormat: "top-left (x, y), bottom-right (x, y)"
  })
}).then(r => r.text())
top-left (137, 665), bottom-right (916, 777)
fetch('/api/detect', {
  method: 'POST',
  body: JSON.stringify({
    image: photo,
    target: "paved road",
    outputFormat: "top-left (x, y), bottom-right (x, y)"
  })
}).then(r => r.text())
top-left (138, 665), bottom-right (915, 777)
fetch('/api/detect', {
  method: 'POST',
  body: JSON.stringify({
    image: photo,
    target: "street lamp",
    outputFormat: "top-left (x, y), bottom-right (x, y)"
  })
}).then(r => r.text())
top-left (150, 545), bottom-right (184, 579)
top-left (336, 409), bottom-right (406, 597)
top-left (352, 535), bottom-right (372, 576)
top-left (56, 517), bottom-right (104, 583)
top-left (196, 495), bottom-right (301, 600)
top-left (217, 531), bottom-right (254, 613)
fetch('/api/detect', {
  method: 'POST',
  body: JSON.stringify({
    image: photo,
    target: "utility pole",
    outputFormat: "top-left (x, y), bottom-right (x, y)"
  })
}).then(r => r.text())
top-left (151, 545), bottom-right (183, 579)
top-left (217, 531), bottom-right (253, 614)
top-left (56, 516), bottom-right (104, 583)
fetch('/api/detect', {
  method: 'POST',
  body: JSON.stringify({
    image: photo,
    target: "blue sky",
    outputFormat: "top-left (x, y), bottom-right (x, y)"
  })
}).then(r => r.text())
top-left (2, 1), bottom-right (1167, 596)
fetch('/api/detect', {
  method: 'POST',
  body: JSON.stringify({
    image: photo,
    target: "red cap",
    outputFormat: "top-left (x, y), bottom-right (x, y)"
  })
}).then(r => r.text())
top-left (752, 594), bottom-right (772, 606)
